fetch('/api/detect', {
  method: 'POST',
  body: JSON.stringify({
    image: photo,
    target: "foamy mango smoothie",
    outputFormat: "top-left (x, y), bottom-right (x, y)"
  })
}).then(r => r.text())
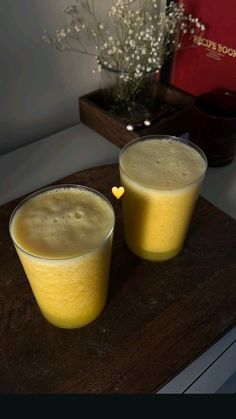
top-left (119, 136), bottom-right (207, 261)
top-left (10, 185), bottom-right (115, 328)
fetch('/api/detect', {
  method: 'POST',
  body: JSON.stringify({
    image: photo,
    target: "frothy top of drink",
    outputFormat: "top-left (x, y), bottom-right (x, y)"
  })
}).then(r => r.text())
top-left (10, 187), bottom-right (114, 259)
top-left (120, 138), bottom-right (206, 188)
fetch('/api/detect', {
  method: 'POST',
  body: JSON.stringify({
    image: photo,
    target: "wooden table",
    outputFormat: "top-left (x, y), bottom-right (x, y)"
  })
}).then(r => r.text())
top-left (0, 164), bottom-right (236, 393)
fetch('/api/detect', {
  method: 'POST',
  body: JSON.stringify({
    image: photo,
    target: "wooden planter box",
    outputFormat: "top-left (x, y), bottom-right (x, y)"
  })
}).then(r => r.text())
top-left (79, 82), bottom-right (194, 149)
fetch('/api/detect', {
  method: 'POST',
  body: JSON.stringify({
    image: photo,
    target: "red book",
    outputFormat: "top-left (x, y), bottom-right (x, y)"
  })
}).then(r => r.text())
top-left (170, 0), bottom-right (236, 96)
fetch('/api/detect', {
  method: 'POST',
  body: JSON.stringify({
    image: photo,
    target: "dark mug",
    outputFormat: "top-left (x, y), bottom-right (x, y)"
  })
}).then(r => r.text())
top-left (189, 90), bottom-right (236, 166)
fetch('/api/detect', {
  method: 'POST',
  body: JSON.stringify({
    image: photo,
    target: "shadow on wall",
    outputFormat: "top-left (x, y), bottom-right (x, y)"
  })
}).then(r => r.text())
top-left (0, 0), bottom-right (106, 155)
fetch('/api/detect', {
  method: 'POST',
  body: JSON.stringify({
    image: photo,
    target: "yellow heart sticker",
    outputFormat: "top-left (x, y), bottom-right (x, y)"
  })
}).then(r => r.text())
top-left (112, 186), bottom-right (125, 199)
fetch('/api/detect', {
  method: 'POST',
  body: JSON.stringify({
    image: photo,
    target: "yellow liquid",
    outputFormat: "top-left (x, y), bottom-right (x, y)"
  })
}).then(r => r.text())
top-left (10, 187), bottom-right (114, 328)
top-left (120, 139), bottom-right (206, 261)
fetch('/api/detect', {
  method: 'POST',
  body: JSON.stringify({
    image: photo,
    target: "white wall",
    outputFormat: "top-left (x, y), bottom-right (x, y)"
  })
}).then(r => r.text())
top-left (0, 0), bottom-right (105, 155)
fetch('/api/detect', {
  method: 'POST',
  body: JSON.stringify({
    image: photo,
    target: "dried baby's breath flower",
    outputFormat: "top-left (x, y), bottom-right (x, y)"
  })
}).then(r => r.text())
top-left (43, 0), bottom-right (205, 103)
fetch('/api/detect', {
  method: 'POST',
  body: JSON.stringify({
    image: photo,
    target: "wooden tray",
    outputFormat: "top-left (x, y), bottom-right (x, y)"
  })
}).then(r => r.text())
top-left (1, 164), bottom-right (236, 394)
top-left (79, 83), bottom-right (194, 148)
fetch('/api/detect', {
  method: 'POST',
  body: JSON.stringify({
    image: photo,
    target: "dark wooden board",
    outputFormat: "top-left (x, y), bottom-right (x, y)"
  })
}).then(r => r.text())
top-left (0, 164), bottom-right (236, 394)
top-left (79, 83), bottom-right (193, 149)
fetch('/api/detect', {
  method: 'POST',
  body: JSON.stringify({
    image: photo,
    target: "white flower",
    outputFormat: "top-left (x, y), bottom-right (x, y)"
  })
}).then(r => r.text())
top-left (44, 0), bottom-right (205, 103)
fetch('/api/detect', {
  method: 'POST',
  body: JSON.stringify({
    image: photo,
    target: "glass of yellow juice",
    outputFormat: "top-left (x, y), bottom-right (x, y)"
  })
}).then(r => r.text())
top-left (119, 135), bottom-right (207, 262)
top-left (9, 184), bottom-right (115, 329)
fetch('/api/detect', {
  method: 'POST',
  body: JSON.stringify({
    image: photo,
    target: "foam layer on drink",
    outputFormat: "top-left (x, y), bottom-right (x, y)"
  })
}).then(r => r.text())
top-left (11, 187), bottom-right (114, 259)
top-left (120, 138), bottom-right (206, 189)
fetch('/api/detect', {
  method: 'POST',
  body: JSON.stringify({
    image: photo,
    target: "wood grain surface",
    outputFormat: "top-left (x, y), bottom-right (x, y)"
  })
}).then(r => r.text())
top-left (79, 85), bottom-right (193, 149)
top-left (0, 164), bottom-right (236, 394)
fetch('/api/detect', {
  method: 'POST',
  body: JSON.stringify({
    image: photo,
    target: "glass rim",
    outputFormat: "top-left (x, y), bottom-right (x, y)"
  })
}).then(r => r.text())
top-left (98, 59), bottom-right (158, 77)
top-left (194, 91), bottom-right (236, 120)
top-left (9, 184), bottom-right (115, 261)
top-left (119, 134), bottom-right (208, 190)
